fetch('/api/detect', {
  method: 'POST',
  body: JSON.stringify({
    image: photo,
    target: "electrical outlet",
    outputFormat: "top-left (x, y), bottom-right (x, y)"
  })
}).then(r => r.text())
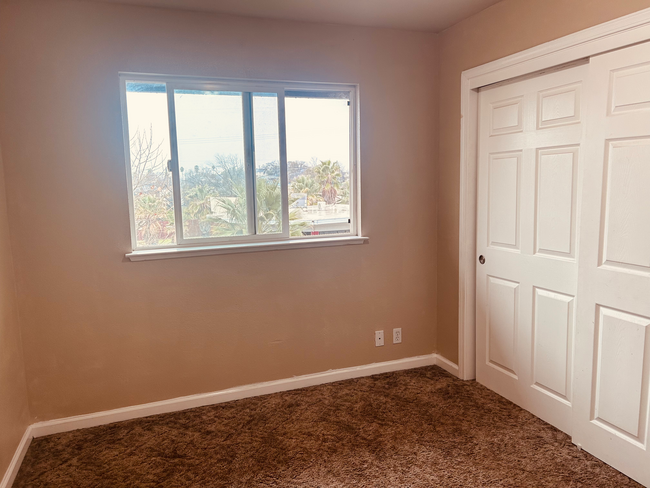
top-left (375, 330), bottom-right (384, 347)
top-left (393, 328), bottom-right (402, 344)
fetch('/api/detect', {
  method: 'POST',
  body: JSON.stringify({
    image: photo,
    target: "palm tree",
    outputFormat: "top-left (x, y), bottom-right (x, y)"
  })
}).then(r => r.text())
top-left (337, 179), bottom-right (350, 205)
top-left (290, 175), bottom-right (321, 205)
top-left (183, 184), bottom-right (217, 237)
top-left (313, 160), bottom-right (342, 205)
top-left (256, 178), bottom-right (283, 234)
top-left (211, 179), bottom-right (308, 237)
top-left (211, 183), bottom-right (248, 236)
top-left (134, 194), bottom-right (174, 245)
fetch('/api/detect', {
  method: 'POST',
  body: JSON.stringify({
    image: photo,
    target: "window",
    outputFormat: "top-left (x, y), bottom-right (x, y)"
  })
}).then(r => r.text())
top-left (120, 74), bottom-right (359, 254)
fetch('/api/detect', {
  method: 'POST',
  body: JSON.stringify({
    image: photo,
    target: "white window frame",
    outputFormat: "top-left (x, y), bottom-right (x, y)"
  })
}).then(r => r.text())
top-left (119, 73), bottom-right (365, 260)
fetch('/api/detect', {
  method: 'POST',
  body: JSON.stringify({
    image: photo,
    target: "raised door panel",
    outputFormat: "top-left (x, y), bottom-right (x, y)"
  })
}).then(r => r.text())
top-left (488, 152), bottom-right (521, 250)
top-left (609, 62), bottom-right (650, 114)
top-left (601, 138), bottom-right (650, 273)
top-left (533, 288), bottom-right (574, 403)
top-left (491, 97), bottom-right (524, 136)
top-left (538, 83), bottom-right (582, 129)
top-left (487, 276), bottom-right (519, 378)
top-left (535, 147), bottom-right (578, 258)
top-left (592, 306), bottom-right (650, 447)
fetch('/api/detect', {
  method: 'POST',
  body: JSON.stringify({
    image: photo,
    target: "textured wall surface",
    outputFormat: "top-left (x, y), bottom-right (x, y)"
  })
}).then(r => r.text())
top-left (0, 142), bottom-right (30, 480)
top-left (0, 0), bottom-right (439, 421)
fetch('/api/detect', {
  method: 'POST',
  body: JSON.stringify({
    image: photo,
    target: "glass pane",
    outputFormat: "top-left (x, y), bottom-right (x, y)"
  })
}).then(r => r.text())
top-left (125, 81), bottom-right (176, 247)
top-left (285, 93), bottom-right (351, 237)
top-left (252, 93), bottom-right (282, 235)
top-left (174, 89), bottom-right (250, 239)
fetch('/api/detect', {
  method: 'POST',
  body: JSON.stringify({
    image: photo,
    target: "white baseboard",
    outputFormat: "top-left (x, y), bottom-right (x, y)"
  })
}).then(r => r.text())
top-left (0, 426), bottom-right (32, 488)
top-left (30, 353), bottom-right (458, 438)
top-left (435, 354), bottom-right (460, 377)
top-left (2, 354), bottom-right (458, 482)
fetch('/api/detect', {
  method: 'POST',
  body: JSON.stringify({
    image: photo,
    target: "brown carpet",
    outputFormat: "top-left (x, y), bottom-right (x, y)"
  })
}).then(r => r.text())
top-left (14, 366), bottom-right (641, 487)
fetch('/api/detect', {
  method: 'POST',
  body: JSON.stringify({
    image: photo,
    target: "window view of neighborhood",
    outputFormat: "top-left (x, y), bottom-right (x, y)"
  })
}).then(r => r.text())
top-left (285, 92), bottom-right (351, 237)
top-left (126, 82), bottom-right (176, 247)
top-left (125, 82), bottom-right (351, 248)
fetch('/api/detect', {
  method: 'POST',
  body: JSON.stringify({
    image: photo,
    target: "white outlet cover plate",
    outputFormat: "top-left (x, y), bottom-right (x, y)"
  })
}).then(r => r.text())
top-left (375, 330), bottom-right (384, 347)
top-left (393, 328), bottom-right (402, 344)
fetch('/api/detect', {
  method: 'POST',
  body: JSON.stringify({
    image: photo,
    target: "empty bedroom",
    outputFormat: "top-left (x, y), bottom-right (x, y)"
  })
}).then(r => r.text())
top-left (1, 0), bottom-right (650, 486)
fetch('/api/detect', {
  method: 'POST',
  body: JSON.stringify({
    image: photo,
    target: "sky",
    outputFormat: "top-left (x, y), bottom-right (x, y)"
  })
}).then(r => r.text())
top-left (125, 83), bottom-right (350, 178)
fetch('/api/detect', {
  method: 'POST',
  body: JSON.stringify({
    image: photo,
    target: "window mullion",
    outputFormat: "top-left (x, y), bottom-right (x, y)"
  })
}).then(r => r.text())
top-left (349, 89), bottom-right (358, 237)
top-left (166, 84), bottom-right (185, 244)
top-left (242, 92), bottom-right (257, 236)
top-left (278, 90), bottom-right (290, 237)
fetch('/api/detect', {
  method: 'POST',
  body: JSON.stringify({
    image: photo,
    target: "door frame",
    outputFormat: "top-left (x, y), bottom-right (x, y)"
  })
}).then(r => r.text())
top-left (458, 7), bottom-right (650, 381)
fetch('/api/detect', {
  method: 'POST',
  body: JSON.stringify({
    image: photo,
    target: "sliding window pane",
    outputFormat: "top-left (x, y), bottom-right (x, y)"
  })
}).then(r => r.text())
top-left (252, 93), bottom-right (282, 235)
top-left (285, 92), bottom-right (351, 237)
top-left (125, 81), bottom-right (176, 247)
top-left (174, 89), bottom-right (250, 239)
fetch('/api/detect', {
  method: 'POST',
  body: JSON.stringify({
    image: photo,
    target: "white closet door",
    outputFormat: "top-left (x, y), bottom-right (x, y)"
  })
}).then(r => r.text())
top-left (476, 64), bottom-right (587, 435)
top-left (573, 41), bottom-right (650, 487)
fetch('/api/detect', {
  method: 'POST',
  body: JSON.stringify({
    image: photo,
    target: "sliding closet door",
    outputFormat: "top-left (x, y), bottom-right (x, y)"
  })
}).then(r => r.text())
top-left (476, 64), bottom-right (587, 435)
top-left (573, 41), bottom-right (650, 487)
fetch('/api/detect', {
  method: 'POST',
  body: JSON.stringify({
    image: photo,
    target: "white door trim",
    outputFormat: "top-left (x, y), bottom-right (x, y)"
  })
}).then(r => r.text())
top-left (458, 6), bottom-right (650, 380)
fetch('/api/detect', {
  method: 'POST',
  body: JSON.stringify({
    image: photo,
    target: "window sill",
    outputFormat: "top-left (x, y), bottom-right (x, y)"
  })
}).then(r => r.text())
top-left (126, 236), bottom-right (369, 262)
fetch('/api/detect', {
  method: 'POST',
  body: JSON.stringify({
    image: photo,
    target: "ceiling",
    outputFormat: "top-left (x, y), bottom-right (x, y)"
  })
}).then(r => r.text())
top-left (82, 0), bottom-right (503, 32)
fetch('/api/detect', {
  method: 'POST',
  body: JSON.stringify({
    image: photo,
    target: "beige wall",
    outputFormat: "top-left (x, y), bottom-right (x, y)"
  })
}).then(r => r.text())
top-left (2, 0), bottom-right (645, 435)
top-left (0, 142), bottom-right (30, 479)
top-left (0, 0), bottom-right (439, 421)
top-left (436, 0), bottom-right (650, 363)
